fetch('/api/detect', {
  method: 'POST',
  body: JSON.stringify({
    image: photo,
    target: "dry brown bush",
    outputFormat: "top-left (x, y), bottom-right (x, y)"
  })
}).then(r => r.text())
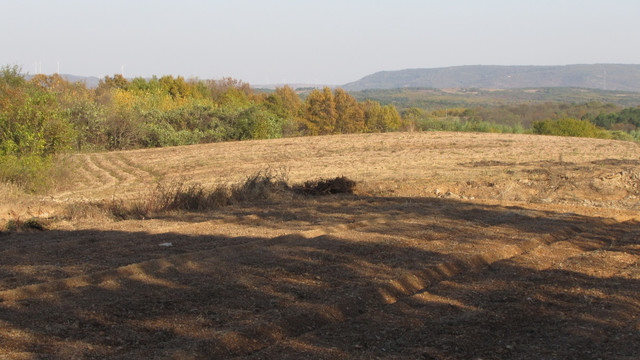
top-left (62, 170), bottom-right (356, 221)
top-left (295, 176), bottom-right (356, 195)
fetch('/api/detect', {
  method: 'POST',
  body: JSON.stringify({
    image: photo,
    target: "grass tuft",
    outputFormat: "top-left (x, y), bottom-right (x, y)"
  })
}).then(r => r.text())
top-left (230, 169), bottom-right (292, 203)
top-left (4, 217), bottom-right (48, 232)
top-left (295, 176), bottom-right (356, 195)
top-left (62, 170), bottom-right (357, 221)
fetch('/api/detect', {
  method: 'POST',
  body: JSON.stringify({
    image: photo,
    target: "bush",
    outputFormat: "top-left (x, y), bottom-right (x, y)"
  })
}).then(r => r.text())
top-left (532, 117), bottom-right (610, 139)
top-left (4, 217), bottom-right (47, 232)
top-left (0, 154), bottom-right (52, 192)
top-left (609, 130), bottom-right (635, 141)
top-left (140, 121), bottom-right (203, 148)
top-left (78, 171), bottom-right (358, 220)
top-left (416, 118), bottom-right (523, 134)
top-left (223, 106), bottom-right (284, 141)
top-left (230, 169), bottom-right (292, 202)
top-left (295, 176), bottom-right (356, 195)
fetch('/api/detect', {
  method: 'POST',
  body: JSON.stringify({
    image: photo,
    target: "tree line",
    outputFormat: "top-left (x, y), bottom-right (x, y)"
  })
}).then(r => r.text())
top-left (0, 65), bottom-right (404, 189)
top-left (399, 103), bottom-right (640, 141)
top-left (3, 64), bottom-right (640, 191)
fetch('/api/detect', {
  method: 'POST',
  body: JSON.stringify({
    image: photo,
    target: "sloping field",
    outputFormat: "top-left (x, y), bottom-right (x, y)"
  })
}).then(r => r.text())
top-left (1, 132), bottom-right (640, 359)
top-left (34, 132), bottom-right (640, 209)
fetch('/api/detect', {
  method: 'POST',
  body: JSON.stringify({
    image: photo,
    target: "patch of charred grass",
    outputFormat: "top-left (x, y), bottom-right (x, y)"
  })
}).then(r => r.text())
top-left (64, 170), bottom-right (357, 221)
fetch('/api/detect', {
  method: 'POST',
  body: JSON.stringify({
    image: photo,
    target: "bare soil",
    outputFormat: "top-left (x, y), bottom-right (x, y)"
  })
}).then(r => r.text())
top-left (1, 132), bottom-right (640, 359)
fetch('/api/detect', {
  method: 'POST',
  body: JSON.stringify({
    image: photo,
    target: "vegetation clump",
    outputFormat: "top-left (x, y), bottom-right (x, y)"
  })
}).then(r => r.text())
top-left (296, 176), bottom-right (356, 195)
top-left (4, 217), bottom-right (47, 232)
top-left (64, 171), bottom-right (357, 221)
top-left (531, 117), bottom-right (611, 139)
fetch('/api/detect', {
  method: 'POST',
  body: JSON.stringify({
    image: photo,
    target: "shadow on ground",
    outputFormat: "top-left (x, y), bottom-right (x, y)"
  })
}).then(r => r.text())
top-left (0, 196), bottom-right (638, 359)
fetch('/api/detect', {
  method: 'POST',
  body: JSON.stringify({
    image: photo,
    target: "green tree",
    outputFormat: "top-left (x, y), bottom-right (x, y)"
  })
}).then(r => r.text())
top-left (334, 88), bottom-right (365, 133)
top-left (264, 86), bottom-right (301, 120)
top-left (0, 66), bottom-right (76, 189)
top-left (363, 100), bottom-right (402, 132)
top-left (66, 100), bottom-right (106, 151)
top-left (159, 75), bottom-right (191, 99)
top-left (532, 117), bottom-right (610, 139)
top-left (303, 87), bottom-right (336, 135)
top-left (104, 107), bottom-right (142, 150)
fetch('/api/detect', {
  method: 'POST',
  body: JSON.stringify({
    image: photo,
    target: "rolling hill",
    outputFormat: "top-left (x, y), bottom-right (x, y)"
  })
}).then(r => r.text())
top-left (343, 64), bottom-right (640, 92)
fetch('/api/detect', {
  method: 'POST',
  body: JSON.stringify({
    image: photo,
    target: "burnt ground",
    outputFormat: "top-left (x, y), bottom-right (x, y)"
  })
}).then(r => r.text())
top-left (1, 195), bottom-right (639, 359)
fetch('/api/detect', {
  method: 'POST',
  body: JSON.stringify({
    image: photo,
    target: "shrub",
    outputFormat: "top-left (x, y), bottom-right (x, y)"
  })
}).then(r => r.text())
top-left (416, 118), bottom-right (523, 134)
top-left (295, 176), bottom-right (356, 195)
top-left (76, 171), bottom-right (358, 220)
top-left (0, 154), bottom-right (52, 192)
top-left (4, 217), bottom-right (47, 232)
top-left (532, 117), bottom-right (610, 139)
top-left (609, 130), bottom-right (634, 141)
top-left (225, 106), bottom-right (284, 140)
top-left (140, 121), bottom-right (203, 148)
top-left (230, 169), bottom-right (292, 202)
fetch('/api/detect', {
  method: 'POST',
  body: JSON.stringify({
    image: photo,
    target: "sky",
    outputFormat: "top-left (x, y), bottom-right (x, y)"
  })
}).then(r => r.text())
top-left (2, 0), bottom-right (640, 85)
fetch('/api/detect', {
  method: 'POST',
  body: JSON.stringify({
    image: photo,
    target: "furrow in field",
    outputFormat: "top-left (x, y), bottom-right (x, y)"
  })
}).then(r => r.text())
top-left (82, 154), bottom-right (119, 189)
top-left (90, 154), bottom-right (134, 186)
top-left (111, 152), bottom-right (156, 183)
top-left (47, 154), bottom-right (120, 201)
top-left (65, 156), bottom-right (93, 185)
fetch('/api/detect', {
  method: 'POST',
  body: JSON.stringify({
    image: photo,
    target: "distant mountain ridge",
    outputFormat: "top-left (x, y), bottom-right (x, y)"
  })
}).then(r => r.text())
top-left (61, 74), bottom-right (101, 88)
top-left (343, 64), bottom-right (640, 92)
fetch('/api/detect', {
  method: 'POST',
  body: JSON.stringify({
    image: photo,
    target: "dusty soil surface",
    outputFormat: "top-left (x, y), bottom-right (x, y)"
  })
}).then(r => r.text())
top-left (1, 132), bottom-right (640, 359)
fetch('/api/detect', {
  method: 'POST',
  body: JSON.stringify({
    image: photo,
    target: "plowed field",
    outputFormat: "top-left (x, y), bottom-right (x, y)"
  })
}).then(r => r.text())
top-left (1, 132), bottom-right (640, 359)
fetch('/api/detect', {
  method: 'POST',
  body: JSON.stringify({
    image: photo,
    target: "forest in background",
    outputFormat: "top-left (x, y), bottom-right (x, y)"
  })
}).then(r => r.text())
top-left (2, 64), bottom-right (640, 192)
top-left (0, 65), bottom-right (403, 190)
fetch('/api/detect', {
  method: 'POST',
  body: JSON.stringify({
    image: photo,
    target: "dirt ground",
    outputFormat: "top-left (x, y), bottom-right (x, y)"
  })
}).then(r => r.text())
top-left (1, 132), bottom-right (640, 359)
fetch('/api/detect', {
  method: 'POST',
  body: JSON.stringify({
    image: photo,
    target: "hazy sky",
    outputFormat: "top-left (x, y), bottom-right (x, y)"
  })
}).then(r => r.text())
top-left (2, 0), bottom-right (639, 85)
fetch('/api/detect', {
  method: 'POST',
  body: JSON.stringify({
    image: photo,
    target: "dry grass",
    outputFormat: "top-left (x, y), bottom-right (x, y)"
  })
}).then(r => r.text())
top-left (295, 176), bottom-right (357, 195)
top-left (1, 211), bottom-right (48, 232)
top-left (62, 170), bottom-right (356, 221)
top-left (0, 182), bottom-right (24, 201)
top-left (42, 132), bottom-right (640, 204)
top-left (4, 132), bottom-right (640, 226)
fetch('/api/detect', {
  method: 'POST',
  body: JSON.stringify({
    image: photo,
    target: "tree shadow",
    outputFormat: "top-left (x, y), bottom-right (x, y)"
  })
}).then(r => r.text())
top-left (0, 195), bottom-right (638, 359)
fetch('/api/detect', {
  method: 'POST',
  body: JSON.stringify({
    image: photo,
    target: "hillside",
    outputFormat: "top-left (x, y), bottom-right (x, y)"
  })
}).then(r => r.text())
top-left (350, 87), bottom-right (640, 111)
top-left (343, 64), bottom-right (640, 92)
top-left (2, 133), bottom-right (640, 359)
